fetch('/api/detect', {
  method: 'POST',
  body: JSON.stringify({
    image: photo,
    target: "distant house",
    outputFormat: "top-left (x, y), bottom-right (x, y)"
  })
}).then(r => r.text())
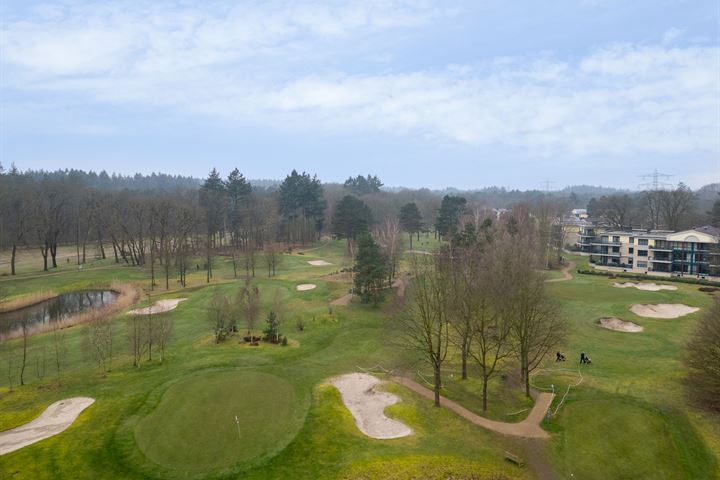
top-left (571, 208), bottom-right (588, 220)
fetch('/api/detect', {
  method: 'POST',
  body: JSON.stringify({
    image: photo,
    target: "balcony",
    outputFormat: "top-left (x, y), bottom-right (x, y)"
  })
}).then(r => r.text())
top-left (590, 241), bottom-right (622, 247)
top-left (650, 246), bottom-right (672, 252)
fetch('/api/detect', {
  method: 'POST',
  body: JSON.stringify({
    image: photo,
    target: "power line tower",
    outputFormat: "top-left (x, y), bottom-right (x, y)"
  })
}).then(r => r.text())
top-left (540, 180), bottom-right (556, 192)
top-left (638, 169), bottom-right (673, 190)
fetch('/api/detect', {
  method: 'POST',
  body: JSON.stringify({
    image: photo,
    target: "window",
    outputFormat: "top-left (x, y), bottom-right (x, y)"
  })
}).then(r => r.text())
top-left (638, 250), bottom-right (648, 257)
top-left (630, 237), bottom-right (634, 244)
top-left (612, 246), bottom-right (620, 253)
top-left (638, 239), bottom-right (648, 246)
top-left (613, 236), bottom-right (620, 243)
top-left (637, 261), bottom-right (647, 268)
top-left (629, 247), bottom-right (634, 254)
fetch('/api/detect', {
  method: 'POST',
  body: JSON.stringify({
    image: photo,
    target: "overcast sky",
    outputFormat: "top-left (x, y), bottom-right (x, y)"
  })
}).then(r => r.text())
top-left (1, 0), bottom-right (718, 190)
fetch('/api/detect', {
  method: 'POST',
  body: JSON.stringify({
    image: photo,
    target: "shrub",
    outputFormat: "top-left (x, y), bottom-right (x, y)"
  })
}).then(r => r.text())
top-left (281, 336), bottom-right (288, 346)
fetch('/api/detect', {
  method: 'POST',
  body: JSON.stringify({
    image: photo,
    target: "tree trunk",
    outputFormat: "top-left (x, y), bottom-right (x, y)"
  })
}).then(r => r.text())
top-left (11, 243), bottom-right (17, 275)
top-left (433, 365), bottom-right (442, 407)
top-left (482, 376), bottom-right (489, 411)
top-left (409, 232), bottom-right (413, 249)
top-left (20, 332), bottom-right (27, 386)
top-left (461, 342), bottom-right (468, 380)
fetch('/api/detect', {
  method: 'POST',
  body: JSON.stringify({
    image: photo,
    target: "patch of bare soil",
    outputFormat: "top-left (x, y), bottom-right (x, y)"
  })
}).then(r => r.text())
top-left (330, 373), bottom-right (412, 439)
top-left (127, 298), bottom-right (187, 315)
top-left (630, 303), bottom-right (699, 319)
top-left (0, 397), bottom-right (95, 455)
top-left (613, 282), bottom-right (677, 291)
top-left (598, 317), bottom-right (644, 332)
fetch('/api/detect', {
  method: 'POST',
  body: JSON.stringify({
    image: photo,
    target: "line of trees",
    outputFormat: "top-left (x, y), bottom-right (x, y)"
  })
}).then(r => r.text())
top-left (400, 211), bottom-right (566, 409)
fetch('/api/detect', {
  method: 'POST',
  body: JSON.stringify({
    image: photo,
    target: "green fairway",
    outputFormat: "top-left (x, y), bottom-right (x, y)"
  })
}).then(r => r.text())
top-left (135, 370), bottom-right (296, 472)
top-left (0, 244), bottom-right (718, 479)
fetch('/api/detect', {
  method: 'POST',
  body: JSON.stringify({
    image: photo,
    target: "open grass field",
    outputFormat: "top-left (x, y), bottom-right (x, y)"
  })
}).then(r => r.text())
top-left (0, 240), bottom-right (718, 479)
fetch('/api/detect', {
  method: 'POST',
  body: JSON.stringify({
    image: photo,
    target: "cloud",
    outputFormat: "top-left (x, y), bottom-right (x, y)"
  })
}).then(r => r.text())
top-left (1, 1), bottom-right (718, 160)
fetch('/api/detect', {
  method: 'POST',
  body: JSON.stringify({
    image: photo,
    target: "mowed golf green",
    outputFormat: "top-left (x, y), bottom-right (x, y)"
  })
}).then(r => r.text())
top-left (135, 370), bottom-right (296, 471)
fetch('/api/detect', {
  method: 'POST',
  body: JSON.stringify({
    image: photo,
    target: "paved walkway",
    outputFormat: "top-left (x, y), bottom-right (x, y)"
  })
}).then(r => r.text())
top-left (392, 376), bottom-right (554, 439)
top-left (545, 261), bottom-right (576, 283)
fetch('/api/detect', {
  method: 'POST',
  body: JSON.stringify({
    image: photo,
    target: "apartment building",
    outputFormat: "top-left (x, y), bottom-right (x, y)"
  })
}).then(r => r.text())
top-left (577, 225), bottom-right (720, 278)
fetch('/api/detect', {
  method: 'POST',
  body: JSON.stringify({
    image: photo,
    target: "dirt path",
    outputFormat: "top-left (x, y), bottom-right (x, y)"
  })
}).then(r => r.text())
top-left (392, 377), bottom-right (553, 439)
top-left (0, 397), bottom-right (95, 455)
top-left (545, 261), bottom-right (575, 283)
top-left (331, 293), bottom-right (353, 306)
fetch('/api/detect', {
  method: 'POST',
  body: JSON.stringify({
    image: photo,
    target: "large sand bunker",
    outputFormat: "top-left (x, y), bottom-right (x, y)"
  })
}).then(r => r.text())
top-left (307, 260), bottom-right (332, 266)
top-left (296, 284), bottom-right (317, 291)
top-left (127, 298), bottom-right (187, 315)
top-left (630, 304), bottom-right (699, 319)
top-left (330, 373), bottom-right (412, 439)
top-left (613, 282), bottom-right (677, 292)
top-left (0, 397), bottom-right (95, 455)
top-left (599, 317), bottom-right (644, 332)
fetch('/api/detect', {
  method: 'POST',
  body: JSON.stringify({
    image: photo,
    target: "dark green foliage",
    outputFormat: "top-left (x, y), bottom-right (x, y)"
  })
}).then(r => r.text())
top-left (263, 310), bottom-right (281, 342)
top-left (331, 195), bottom-right (374, 248)
top-left (435, 195), bottom-right (467, 238)
top-left (399, 202), bottom-right (423, 248)
top-left (353, 233), bottom-right (388, 305)
top-left (278, 170), bottom-right (326, 231)
top-left (343, 174), bottom-right (383, 195)
top-left (281, 336), bottom-right (288, 346)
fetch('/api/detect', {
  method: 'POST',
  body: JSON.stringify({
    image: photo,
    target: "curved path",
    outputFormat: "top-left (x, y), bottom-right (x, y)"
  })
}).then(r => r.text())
top-left (545, 261), bottom-right (576, 283)
top-left (392, 377), bottom-right (553, 439)
top-left (0, 397), bottom-right (95, 455)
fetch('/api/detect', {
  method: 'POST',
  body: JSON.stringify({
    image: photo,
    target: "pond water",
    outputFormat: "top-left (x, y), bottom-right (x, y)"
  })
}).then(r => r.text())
top-left (0, 290), bottom-right (118, 337)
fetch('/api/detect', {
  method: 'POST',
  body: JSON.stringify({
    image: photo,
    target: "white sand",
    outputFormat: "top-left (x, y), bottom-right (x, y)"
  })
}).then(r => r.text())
top-left (407, 250), bottom-right (432, 255)
top-left (330, 373), bottom-right (412, 439)
top-left (296, 284), bottom-right (317, 291)
top-left (127, 298), bottom-right (187, 315)
top-left (613, 282), bottom-right (677, 292)
top-left (599, 317), bottom-right (644, 332)
top-left (630, 303), bottom-right (700, 319)
top-left (0, 397), bottom-right (95, 455)
top-left (307, 260), bottom-right (332, 266)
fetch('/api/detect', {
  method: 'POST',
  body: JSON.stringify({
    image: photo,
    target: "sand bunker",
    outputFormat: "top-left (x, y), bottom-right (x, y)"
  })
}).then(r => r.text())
top-left (630, 304), bottom-right (700, 319)
top-left (296, 284), bottom-right (317, 291)
top-left (0, 397), bottom-right (95, 455)
top-left (613, 282), bottom-right (677, 292)
top-left (330, 373), bottom-right (412, 439)
top-left (307, 260), bottom-right (332, 266)
top-left (127, 298), bottom-right (187, 315)
top-left (599, 317), bottom-right (644, 332)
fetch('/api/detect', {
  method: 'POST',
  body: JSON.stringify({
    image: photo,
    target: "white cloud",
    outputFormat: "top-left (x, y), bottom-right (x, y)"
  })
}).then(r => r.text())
top-left (1, 1), bottom-right (718, 159)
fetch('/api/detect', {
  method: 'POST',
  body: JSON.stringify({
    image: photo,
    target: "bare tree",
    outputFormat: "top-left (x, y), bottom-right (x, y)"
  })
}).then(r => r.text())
top-left (240, 282), bottom-right (261, 342)
top-left (208, 294), bottom-right (230, 343)
top-left (685, 298), bottom-right (720, 412)
top-left (127, 314), bottom-right (145, 367)
top-left (155, 313), bottom-right (173, 363)
top-left (399, 255), bottom-right (451, 407)
top-left (504, 239), bottom-right (566, 396)
top-left (19, 316), bottom-right (30, 386)
top-left (82, 316), bottom-right (114, 374)
top-left (660, 183), bottom-right (696, 231)
top-left (50, 320), bottom-right (67, 378)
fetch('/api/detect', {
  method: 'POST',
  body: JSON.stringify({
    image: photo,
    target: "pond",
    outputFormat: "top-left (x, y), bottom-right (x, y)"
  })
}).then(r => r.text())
top-left (0, 290), bottom-right (119, 337)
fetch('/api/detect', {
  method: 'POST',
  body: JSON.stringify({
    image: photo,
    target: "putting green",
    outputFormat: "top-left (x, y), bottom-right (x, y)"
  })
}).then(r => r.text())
top-left (135, 370), bottom-right (296, 472)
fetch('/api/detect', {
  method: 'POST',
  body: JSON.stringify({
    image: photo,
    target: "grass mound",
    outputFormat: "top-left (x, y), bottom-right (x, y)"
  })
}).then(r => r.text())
top-left (135, 370), bottom-right (296, 472)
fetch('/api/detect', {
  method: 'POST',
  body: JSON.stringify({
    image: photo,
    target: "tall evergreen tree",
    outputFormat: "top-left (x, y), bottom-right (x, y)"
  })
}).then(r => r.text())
top-left (331, 195), bottom-right (374, 253)
top-left (353, 233), bottom-right (388, 306)
top-left (435, 195), bottom-right (467, 239)
top-left (343, 174), bottom-right (383, 195)
top-left (278, 170), bottom-right (326, 243)
top-left (399, 202), bottom-right (423, 248)
top-left (199, 169), bottom-right (226, 282)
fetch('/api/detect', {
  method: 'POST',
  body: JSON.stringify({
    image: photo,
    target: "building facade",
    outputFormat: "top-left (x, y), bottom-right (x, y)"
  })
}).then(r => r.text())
top-left (577, 225), bottom-right (720, 278)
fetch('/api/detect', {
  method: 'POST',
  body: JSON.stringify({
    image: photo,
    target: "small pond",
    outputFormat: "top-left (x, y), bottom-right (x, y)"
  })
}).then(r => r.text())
top-left (0, 290), bottom-right (119, 337)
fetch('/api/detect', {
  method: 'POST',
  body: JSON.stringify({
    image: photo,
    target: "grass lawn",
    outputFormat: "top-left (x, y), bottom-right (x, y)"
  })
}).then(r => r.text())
top-left (135, 370), bottom-right (297, 473)
top-left (0, 244), bottom-right (718, 479)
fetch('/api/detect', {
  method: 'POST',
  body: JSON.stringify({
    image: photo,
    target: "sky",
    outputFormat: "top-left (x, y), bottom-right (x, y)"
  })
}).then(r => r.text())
top-left (1, 0), bottom-right (718, 190)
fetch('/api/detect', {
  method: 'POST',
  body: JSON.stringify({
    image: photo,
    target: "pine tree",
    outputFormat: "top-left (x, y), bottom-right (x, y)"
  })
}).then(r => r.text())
top-left (399, 202), bottom-right (423, 248)
top-left (353, 234), bottom-right (388, 306)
